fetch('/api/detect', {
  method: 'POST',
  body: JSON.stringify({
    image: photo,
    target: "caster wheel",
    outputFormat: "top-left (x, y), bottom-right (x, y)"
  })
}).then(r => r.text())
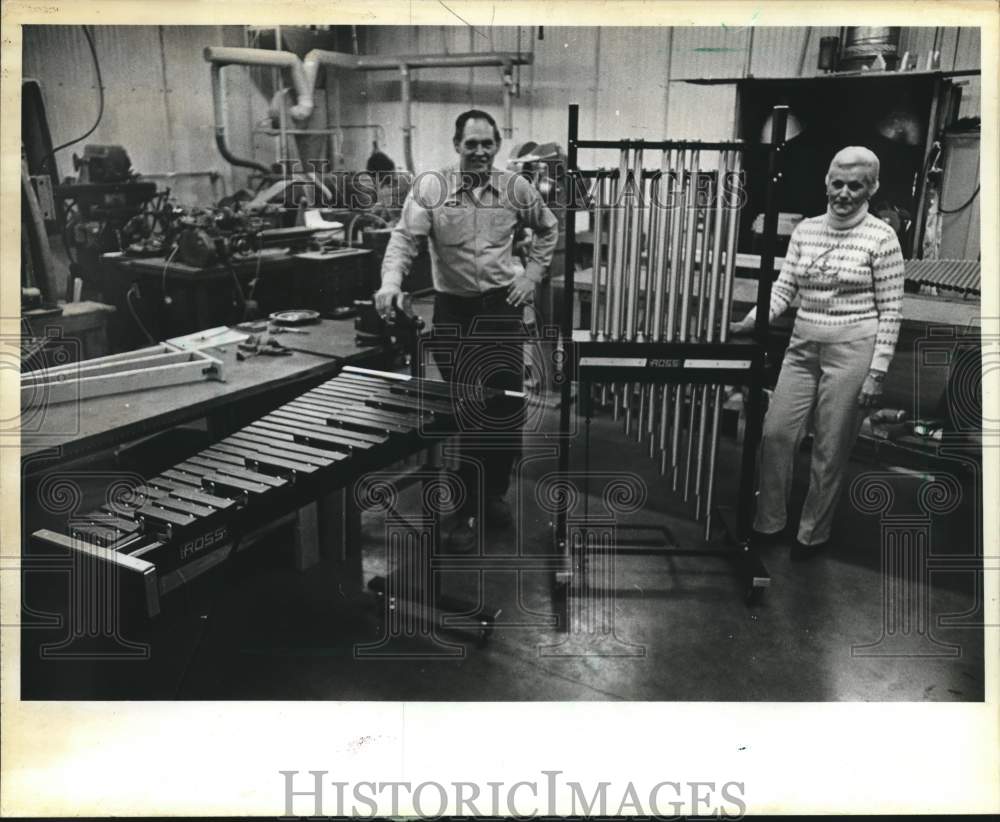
top-left (476, 621), bottom-right (493, 648)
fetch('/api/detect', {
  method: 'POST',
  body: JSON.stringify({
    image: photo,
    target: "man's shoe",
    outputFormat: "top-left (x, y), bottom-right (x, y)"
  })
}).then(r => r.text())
top-left (444, 516), bottom-right (478, 554)
top-left (790, 538), bottom-right (828, 562)
top-left (484, 496), bottom-right (513, 530)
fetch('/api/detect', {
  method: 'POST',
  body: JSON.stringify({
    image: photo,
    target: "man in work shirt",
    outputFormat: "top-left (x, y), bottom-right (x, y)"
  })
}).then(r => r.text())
top-left (376, 109), bottom-right (559, 551)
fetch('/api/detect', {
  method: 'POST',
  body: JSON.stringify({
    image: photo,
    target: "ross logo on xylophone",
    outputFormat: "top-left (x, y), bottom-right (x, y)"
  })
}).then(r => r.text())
top-left (179, 525), bottom-right (229, 560)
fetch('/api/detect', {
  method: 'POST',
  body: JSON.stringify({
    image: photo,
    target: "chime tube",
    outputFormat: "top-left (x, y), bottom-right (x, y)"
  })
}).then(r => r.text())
top-left (603, 165), bottom-right (622, 342)
top-left (702, 384), bottom-right (724, 539)
top-left (670, 152), bottom-right (700, 489)
top-left (651, 151), bottom-right (673, 342)
top-left (695, 173), bottom-right (714, 341)
top-left (642, 171), bottom-right (661, 340)
top-left (624, 147), bottom-right (644, 343)
top-left (678, 151), bottom-right (700, 344)
top-left (592, 171), bottom-right (606, 341)
top-left (693, 383), bottom-right (711, 516)
top-left (683, 382), bottom-right (702, 501)
top-left (693, 162), bottom-right (727, 517)
top-left (611, 149), bottom-right (630, 341)
top-left (719, 150), bottom-right (744, 343)
top-left (664, 149), bottom-right (687, 344)
top-left (705, 150), bottom-right (728, 342)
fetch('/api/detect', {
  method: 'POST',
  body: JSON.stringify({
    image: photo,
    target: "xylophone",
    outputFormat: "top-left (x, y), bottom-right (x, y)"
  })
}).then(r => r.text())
top-left (31, 365), bottom-right (521, 620)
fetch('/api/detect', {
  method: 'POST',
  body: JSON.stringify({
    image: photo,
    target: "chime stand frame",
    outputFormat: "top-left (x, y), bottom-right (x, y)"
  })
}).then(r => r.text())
top-left (553, 104), bottom-right (788, 616)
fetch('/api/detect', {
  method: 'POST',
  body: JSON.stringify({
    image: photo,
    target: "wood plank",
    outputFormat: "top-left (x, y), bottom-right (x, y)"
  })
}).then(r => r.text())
top-left (146, 496), bottom-right (215, 518)
top-left (252, 419), bottom-right (364, 452)
top-left (267, 409), bottom-right (388, 445)
top-left (76, 512), bottom-right (142, 533)
top-left (23, 350), bottom-right (193, 382)
top-left (194, 448), bottom-right (245, 467)
top-left (337, 371), bottom-right (457, 399)
top-left (23, 359), bottom-right (216, 406)
top-left (251, 420), bottom-right (359, 452)
top-left (159, 469), bottom-right (207, 488)
top-left (187, 455), bottom-right (288, 487)
top-left (295, 393), bottom-right (426, 421)
top-left (153, 477), bottom-right (235, 511)
top-left (70, 524), bottom-right (121, 547)
top-left (326, 374), bottom-right (457, 403)
top-left (135, 484), bottom-right (168, 500)
top-left (310, 383), bottom-right (453, 415)
top-left (209, 443), bottom-right (319, 475)
top-left (136, 503), bottom-right (196, 529)
top-left (184, 456), bottom-right (287, 488)
top-left (228, 431), bottom-right (343, 464)
top-left (32, 528), bottom-right (156, 575)
top-left (21, 344), bottom-right (171, 377)
top-left (286, 400), bottom-right (415, 433)
top-left (164, 485), bottom-right (236, 510)
top-left (173, 463), bottom-right (269, 495)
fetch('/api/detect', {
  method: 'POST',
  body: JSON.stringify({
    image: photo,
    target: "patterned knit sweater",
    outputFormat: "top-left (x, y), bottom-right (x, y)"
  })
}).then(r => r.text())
top-left (759, 212), bottom-right (905, 373)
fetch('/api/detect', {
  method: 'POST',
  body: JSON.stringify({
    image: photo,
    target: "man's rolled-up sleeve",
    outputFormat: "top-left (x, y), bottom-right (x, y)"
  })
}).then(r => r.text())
top-left (381, 183), bottom-right (433, 290)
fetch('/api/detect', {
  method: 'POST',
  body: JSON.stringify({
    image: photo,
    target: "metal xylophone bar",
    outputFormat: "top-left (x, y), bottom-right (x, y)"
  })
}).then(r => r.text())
top-left (32, 368), bottom-right (523, 607)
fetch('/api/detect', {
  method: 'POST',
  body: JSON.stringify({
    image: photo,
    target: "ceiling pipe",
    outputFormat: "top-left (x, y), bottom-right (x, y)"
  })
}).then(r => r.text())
top-left (324, 51), bottom-right (532, 71)
top-left (209, 62), bottom-right (271, 174)
top-left (204, 46), bottom-right (532, 174)
top-left (399, 65), bottom-right (415, 174)
top-left (205, 46), bottom-right (316, 118)
top-left (501, 61), bottom-right (514, 139)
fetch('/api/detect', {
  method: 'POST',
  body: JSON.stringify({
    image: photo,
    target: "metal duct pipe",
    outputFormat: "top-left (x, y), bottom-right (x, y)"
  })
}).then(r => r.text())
top-left (502, 65), bottom-right (515, 139)
top-left (210, 63), bottom-right (271, 174)
top-left (204, 46), bottom-right (316, 120)
top-left (352, 51), bottom-right (533, 70)
top-left (400, 64), bottom-right (415, 174)
top-left (206, 46), bottom-right (532, 174)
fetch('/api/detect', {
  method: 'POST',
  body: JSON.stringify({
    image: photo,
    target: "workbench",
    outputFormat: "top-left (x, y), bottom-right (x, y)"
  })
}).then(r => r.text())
top-left (100, 248), bottom-right (373, 351)
top-left (20, 317), bottom-right (392, 468)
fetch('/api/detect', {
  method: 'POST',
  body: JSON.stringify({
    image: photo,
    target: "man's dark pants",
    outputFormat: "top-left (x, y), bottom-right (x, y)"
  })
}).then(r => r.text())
top-left (431, 287), bottom-right (527, 519)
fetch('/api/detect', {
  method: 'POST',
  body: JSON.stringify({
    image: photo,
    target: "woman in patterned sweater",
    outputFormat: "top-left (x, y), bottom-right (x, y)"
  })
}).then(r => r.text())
top-left (731, 146), bottom-right (905, 558)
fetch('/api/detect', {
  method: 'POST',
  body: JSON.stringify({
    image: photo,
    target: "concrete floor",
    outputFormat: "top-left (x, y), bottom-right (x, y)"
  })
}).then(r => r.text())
top-left (22, 402), bottom-right (985, 702)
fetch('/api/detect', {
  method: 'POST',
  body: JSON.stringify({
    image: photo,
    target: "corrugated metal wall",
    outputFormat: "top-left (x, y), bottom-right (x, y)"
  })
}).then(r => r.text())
top-left (22, 25), bottom-right (982, 194)
top-left (343, 25), bottom-right (982, 173)
top-left (22, 25), bottom-right (265, 202)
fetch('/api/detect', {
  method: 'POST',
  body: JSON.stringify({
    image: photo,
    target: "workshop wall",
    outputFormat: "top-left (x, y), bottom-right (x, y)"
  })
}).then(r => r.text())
top-left (22, 25), bottom-right (265, 204)
top-left (23, 25), bottom-right (981, 189)
top-left (340, 25), bottom-right (982, 173)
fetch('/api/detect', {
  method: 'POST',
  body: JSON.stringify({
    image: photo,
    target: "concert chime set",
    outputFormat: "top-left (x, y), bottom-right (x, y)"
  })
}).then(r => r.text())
top-left (560, 104), bottom-right (786, 553)
top-left (585, 146), bottom-right (745, 527)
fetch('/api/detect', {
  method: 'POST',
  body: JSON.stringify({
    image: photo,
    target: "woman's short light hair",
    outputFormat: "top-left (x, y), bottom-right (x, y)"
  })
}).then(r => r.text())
top-left (826, 146), bottom-right (880, 188)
